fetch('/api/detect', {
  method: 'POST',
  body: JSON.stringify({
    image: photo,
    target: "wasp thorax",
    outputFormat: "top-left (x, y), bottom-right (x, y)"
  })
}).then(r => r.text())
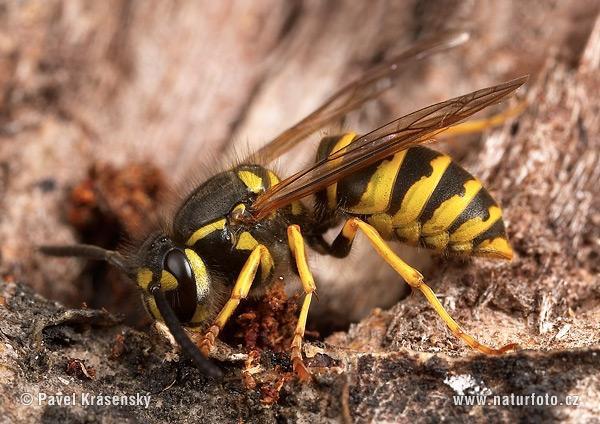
top-left (135, 234), bottom-right (211, 324)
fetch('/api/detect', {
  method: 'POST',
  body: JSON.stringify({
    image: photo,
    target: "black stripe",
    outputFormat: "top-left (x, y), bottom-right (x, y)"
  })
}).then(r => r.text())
top-left (447, 187), bottom-right (497, 235)
top-left (256, 166), bottom-right (271, 190)
top-left (314, 135), bottom-right (347, 210)
top-left (315, 136), bottom-right (345, 162)
top-left (419, 161), bottom-right (474, 225)
top-left (174, 171), bottom-right (247, 242)
top-left (388, 147), bottom-right (442, 215)
top-left (471, 218), bottom-right (507, 248)
top-left (337, 158), bottom-right (386, 208)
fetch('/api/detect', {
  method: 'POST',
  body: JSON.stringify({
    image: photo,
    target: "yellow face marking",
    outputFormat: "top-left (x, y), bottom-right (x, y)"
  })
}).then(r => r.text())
top-left (137, 268), bottom-right (153, 290)
top-left (291, 201), bottom-right (303, 215)
top-left (474, 237), bottom-right (513, 260)
top-left (449, 206), bottom-right (502, 243)
top-left (326, 133), bottom-right (356, 209)
top-left (186, 218), bottom-right (226, 246)
top-left (367, 213), bottom-right (393, 240)
top-left (237, 170), bottom-right (264, 193)
top-left (145, 296), bottom-right (163, 322)
top-left (395, 222), bottom-right (421, 244)
top-left (184, 249), bottom-right (210, 297)
top-left (267, 171), bottom-right (280, 187)
top-left (236, 231), bottom-right (259, 250)
top-left (422, 179), bottom-right (483, 236)
top-left (160, 270), bottom-right (178, 291)
top-left (392, 155), bottom-right (452, 227)
top-left (188, 305), bottom-right (209, 326)
top-left (346, 151), bottom-right (407, 215)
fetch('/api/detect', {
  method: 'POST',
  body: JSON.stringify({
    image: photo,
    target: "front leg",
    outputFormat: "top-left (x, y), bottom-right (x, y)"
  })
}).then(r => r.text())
top-left (199, 245), bottom-right (273, 356)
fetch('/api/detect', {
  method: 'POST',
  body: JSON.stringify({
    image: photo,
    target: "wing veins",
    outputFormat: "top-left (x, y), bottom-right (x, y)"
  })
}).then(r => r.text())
top-left (250, 76), bottom-right (527, 217)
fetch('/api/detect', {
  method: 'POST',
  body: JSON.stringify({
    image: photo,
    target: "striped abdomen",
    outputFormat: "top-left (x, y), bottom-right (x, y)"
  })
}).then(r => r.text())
top-left (316, 134), bottom-right (513, 260)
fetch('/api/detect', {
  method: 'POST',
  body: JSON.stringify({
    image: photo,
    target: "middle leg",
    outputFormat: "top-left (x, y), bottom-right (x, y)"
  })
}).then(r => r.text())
top-left (287, 224), bottom-right (317, 380)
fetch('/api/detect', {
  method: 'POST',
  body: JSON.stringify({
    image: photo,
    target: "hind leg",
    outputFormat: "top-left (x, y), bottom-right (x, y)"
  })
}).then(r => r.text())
top-left (328, 218), bottom-right (518, 355)
top-left (438, 101), bottom-right (526, 140)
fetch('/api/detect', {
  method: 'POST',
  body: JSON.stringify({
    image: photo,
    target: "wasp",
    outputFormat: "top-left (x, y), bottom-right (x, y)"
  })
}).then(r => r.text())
top-left (41, 32), bottom-right (527, 378)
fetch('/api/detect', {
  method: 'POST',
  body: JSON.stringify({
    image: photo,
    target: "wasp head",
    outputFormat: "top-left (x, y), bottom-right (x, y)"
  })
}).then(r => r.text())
top-left (134, 233), bottom-right (212, 325)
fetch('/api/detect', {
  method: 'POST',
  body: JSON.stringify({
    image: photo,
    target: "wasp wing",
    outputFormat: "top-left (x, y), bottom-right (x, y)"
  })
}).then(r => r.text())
top-left (251, 76), bottom-right (527, 218)
top-left (249, 31), bottom-right (470, 164)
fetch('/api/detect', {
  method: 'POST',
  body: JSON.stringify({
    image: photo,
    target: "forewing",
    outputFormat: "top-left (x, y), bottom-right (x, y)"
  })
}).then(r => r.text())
top-left (251, 76), bottom-right (527, 218)
top-left (249, 31), bottom-right (470, 164)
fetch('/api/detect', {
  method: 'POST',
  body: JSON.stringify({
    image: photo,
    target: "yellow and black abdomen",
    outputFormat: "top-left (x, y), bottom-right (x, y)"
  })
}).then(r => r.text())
top-left (316, 134), bottom-right (513, 260)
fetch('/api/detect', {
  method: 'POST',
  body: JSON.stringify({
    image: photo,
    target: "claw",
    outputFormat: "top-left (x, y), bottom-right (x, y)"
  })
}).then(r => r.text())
top-left (198, 324), bottom-right (220, 357)
top-left (291, 342), bottom-right (312, 381)
top-left (292, 357), bottom-right (312, 382)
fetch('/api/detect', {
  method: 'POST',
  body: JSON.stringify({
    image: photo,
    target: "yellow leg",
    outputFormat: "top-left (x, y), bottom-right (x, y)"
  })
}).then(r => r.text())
top-left (287, 224), bottom-right (317, 380)
top-left (199, 244), bottom-right (272, 356)
top-left (340, 218), bottom-right (518, 355)
top-left (438, 101), bottom-right (526, 139)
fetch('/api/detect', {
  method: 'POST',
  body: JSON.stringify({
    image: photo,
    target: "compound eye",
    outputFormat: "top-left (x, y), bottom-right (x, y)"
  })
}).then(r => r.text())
top-left (162, 249), bottom-right (197, 323)
top-left (164, 249), bottom-right (194, 285)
